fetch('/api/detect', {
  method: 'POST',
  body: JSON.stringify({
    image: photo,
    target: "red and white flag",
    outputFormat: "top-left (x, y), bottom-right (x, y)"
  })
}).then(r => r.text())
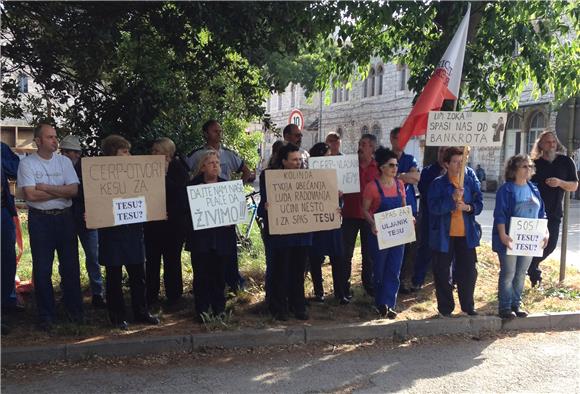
top-left (398, 4), bottom-right (471, 149)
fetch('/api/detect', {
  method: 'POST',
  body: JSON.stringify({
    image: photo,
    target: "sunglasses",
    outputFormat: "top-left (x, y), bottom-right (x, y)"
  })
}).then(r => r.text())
top-left (383, 163), bottom-right (398, 168)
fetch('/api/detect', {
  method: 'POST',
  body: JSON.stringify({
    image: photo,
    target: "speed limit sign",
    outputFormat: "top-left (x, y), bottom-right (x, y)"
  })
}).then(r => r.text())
top-left (288, 109), bottom-right (304, 131)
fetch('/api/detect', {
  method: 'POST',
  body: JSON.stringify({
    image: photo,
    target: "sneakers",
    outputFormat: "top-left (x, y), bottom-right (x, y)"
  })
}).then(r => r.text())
top-left (465, 309), bottom-right (479, 316)
top-left (387, 308), bottom-right (397, 319)
top-left (134, 313), bottom-right (160, 325)
top-left (499, 310), bottom-right (517, 319)
top-left (376, 305), bottom-right (388, 318)
top-left (512, 307), bottom-right (529, 318)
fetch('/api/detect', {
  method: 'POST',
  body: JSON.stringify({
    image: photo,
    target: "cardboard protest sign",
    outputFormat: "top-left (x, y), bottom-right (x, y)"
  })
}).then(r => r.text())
top-left (426, 111), bottom-right (507, 147)
top-left (82, 155), bottom-right (166, 229)
top-left (507, 217), bottom-right (548, 257)
top-left (187, 180), bottom-right (247, 230)
top-left (374, 206), bottom-right (416, 250)
top-left (309, 154), bottom-right (360, 194)
top-left (265, 169), bottom-right (340, 235)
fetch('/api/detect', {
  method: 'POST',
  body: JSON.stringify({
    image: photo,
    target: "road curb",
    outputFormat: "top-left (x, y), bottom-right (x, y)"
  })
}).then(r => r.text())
top-left (2, 311), bottom-right (578, 366)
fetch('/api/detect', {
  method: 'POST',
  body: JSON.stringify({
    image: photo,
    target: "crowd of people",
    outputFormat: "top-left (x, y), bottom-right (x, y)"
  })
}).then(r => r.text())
top-left (1, 121), bottom-right (578, 334)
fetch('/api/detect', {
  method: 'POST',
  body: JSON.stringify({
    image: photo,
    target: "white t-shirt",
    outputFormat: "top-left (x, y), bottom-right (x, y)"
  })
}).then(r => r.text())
top-left (17, 152), bottom-right (79, 210)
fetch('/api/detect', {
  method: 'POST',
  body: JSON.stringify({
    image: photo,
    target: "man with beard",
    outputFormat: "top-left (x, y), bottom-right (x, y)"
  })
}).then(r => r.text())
top-left (528, 130), bottom-right (578, 287)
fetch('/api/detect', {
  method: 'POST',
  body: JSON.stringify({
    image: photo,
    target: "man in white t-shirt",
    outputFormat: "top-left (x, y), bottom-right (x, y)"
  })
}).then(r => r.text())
top-left (17, 123), bottom-right (84, 330)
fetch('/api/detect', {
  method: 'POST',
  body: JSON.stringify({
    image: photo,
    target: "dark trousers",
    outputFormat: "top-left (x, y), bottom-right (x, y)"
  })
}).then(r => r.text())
top-left (432, 237), bottom-right (477, 315)
top-left (308, 252), bottom-right (348, 299)
top-left (192, 252), bottom-right (227, 316)
top-left (105, 263), bottom-right (147, 324)
top-left (225, 250), bottom-right (245, 292)
top-left (145, 228), bottom-right (184, 304)
top-left (269, 246), bottom-right (308, 317)
top-left (1, 207), bottom-right (17, 308)
top-left (342, 218), bottom-right (373, 295)
top-left (28, 209), bottom-right (83, 323)
top-left (528, 216), bottom-right (561, 283)
top-left (412, 216), bottom-right (431, 287)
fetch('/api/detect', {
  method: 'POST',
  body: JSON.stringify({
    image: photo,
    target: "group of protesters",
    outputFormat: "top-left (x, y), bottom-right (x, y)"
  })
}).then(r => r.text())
top-left (1, 119), bottom-right (577, 333)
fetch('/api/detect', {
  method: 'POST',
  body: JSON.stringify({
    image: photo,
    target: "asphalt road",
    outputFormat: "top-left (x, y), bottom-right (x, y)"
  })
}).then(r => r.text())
top-left (2, 331), bottom-right (579, 393)
top-left (478, 192), bottom-right (580, 269)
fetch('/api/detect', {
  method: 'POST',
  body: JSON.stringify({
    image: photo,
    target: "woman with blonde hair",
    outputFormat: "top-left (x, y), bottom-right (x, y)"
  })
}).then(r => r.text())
top-left (185, 150), bottom-right (237, 321)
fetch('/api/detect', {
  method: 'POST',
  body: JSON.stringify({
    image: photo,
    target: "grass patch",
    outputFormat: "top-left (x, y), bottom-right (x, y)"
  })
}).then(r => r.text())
top-left (5, 214), bottom-right (579, 348)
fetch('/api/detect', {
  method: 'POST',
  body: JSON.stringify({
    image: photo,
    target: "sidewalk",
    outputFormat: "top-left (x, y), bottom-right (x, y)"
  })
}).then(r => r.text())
top-left (3, 311), bottom-right (579, 366)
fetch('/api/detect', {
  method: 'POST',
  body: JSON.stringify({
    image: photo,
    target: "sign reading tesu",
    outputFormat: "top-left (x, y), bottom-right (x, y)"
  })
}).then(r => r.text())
top-left (82, 155), bottom-right (166, 229)
top-left (187, 180), bottom-right (247, 230)
top-left (507, 217), bottom-right (548, 257)
top-left (265, 169), bottom-right (340, 235)
top-left (374, 206), bottom-right (415, 250)
top-left (426, 111), bottom-right (508, 147)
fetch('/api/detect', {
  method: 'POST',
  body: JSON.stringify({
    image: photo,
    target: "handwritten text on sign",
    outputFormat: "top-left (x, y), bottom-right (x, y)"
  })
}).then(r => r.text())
top-left (374, 206), bottom-right (416, 250)
top-left (265, 169), bottom-right (340, 235)
top-left (507, 217), bottom-right (548, 257)
top-left (187, 180), bottom-right (247, 230)
top-left (113, 196), bottom-right (147, 225)
top-left (82, 155), bottom-right (166, 229)
top-left (309, 154), bottom-right (360, 194)
top-left (426, 111), bottom-right (508, 147)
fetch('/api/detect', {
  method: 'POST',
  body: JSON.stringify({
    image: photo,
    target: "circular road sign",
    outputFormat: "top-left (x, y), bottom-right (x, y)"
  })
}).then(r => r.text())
top-left (288, 109), bottom-right (304, 131)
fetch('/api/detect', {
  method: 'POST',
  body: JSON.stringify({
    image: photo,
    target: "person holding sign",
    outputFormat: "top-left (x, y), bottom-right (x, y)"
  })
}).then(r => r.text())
top-left (98, 135), bottom-right (159, 330)
top-left (428, 147), bottom-right (483, 317)
top-left (307, 142), bottom-right (349, 304)
top-left (185, 150), bottom-right (237, 321)
top-left (527, 131), bottom-right (579, 287)
top-left (493, 154), bottom-right (547, 319)
top-left (362, 148), bottom-right (406, 319)
top-left (144, 138), bottom-right (189, 309)
top-left (259, 143), bottom-right (312, 321)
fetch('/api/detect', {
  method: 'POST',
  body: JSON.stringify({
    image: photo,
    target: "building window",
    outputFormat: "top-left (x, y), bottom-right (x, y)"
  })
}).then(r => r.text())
top-left (376, 65), bottom-right (384, 96)
top-left (332, 88), bottom-right (338, 104)
top-left (504, 114), bottom-right (521, 158)
top-left (527, 112), bottom-right (545, 153)
top-left (369, 67), bottom-right (376, 97)
top-left (266, 97), bottom-right (271, 113)
top-left (277, 93), bottom-right (282, 111)
top-left (290, 85), bottom-right (295, 108)
top-left (18, 73), bottom-right (28, 93)
top-left (361, 125), bottom-right (369, 135)
top-left (338, 87), bottom-right (343, 102)
top-left (344, 87), bottom-right (349, 102)
top-left (397, 64), bottom-right (407, 91)
top-left (336, 127), bottom-right (343, 137)
top-left (362, 78), bottom-right (368, 98)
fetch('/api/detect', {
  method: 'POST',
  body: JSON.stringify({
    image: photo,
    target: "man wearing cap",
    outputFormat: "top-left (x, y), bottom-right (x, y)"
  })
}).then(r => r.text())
top-left (60, 135), bottom-right (105, 308)
top-left (17, 123), bottom-right (84, 330)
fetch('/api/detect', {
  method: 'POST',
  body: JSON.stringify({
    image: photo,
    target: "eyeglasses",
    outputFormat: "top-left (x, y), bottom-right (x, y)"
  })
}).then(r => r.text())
top-left (384, 163), bottom-right (398, 168)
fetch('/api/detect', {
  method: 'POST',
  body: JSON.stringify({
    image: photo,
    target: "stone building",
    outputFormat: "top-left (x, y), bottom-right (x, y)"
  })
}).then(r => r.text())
top-left (264, 58), bottom-right (558, 188)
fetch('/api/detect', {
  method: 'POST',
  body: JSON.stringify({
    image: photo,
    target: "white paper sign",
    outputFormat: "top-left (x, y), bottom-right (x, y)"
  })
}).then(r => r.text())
top-left (374, 206), bottom-right (416, 250)
top-left (507, 217), bottom-right (548, 257)
top-left (426, 111), bottom-right (508, 147)
top-left (309, 154), bottom-right (360, 194)
top-left (187, 180), bottom-right (247, 230)
top-left (113, 196), bottom-right (147, 225)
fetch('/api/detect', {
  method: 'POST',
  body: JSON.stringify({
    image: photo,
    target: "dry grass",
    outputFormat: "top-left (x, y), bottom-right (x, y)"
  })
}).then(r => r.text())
top-left (3, 216), bottom-right (579, 349)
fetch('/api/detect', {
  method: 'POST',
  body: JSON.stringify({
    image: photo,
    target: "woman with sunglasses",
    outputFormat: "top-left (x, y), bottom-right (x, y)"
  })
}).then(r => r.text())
top-left (493, 154), bottom-right (547, 319)
top-left (362, 147), bottom-right (406, 318)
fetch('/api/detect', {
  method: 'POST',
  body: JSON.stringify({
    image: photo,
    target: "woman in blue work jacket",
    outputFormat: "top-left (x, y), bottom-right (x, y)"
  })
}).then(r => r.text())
top-left (428, 147), bottom-right (483, 317)
top-left (362, 147), bottom-right (406, 319)
top-left (493, 154), bottom-right (547, 319)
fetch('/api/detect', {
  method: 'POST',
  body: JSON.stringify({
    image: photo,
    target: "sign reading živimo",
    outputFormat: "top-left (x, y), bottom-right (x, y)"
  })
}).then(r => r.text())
top-left (82, 155), bottom-right (166, 229)
top-left (309, 154), bottom-right (360, 194)
top-left (374, 206), bottom-right (416, 250)
top-left (265, 169), bottom-right (340, 235)
top-left (426, 111), bottom-right (507, 147)
top-left (187, 180), bottom-right (247, 230)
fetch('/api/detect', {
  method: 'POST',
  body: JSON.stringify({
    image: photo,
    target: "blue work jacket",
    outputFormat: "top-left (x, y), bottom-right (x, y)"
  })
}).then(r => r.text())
top-left (492, 181), bottom-right (546, 254)
top-left (428, 167), bottom-right (483, 253)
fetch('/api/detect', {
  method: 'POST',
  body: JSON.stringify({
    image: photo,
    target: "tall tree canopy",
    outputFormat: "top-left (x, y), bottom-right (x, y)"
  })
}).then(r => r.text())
top-left (2, 1), bottom-right (578, 159)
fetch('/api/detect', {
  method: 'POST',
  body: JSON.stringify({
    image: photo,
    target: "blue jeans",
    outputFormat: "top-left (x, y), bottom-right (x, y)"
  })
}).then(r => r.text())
top-left (28, 209), bottom-right (83, 323)
top-left (498, 253), bottom-right (532, 312)
top-left (77, 227), bottom-right (103, 297)
top-left (1, 207), bottom-right (17, 308)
